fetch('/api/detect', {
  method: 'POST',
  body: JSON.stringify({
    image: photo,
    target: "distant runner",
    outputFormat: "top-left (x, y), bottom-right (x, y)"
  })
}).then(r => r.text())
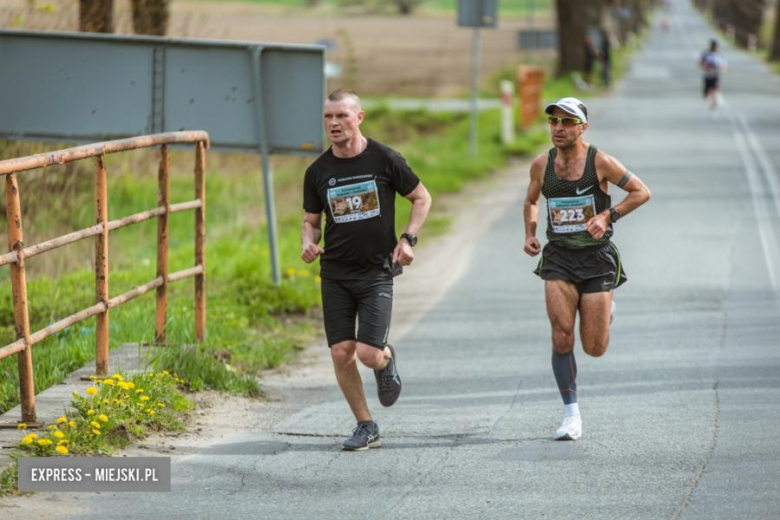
top-left (523, 97), bottom-right (651, 440)
top-left (302, 89), bottom-right (432, 451)
top-left (700, 39), bottom-right (727, 115)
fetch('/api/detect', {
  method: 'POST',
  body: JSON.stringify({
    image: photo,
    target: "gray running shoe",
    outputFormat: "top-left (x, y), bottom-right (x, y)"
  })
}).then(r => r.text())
top-left (374, 344), bottom-right (402, 407)
top-left (342, 421), bottom-right (381, 451)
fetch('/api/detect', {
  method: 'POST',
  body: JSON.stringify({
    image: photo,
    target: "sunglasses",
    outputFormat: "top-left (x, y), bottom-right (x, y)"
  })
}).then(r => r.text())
top-left (548, 116), bottom-right (583, 127)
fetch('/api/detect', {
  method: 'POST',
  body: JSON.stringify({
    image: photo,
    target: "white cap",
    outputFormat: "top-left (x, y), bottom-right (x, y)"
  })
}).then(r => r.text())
top-left (544, 97), bottom-right (588, 123)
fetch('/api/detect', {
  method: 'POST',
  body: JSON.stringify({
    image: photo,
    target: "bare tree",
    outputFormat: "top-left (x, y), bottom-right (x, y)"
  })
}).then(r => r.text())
top-left (391, 0), bottom-right (421, 15)
top-left (771, 0), bottom-right (780, 60)
top-left (555, 0), bottom-right (587, 77)
top-left (132, 0), bottom-right (170, 36)
top-left (79, 0), bottom-right (113, 33)
top-left (712, 0), bottom-right (765, 48)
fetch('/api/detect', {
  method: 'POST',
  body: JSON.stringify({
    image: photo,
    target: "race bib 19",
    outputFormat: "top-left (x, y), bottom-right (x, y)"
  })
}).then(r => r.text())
top-left (548, 195), bottom-right (596, 233)
top-left (327, 180), bottom-right (381, 223)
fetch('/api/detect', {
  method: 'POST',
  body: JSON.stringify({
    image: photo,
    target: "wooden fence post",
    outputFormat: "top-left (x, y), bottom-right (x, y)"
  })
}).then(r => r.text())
top-left (95, 155), bottom-right (110, 375)
top-left (194, 141), bottom-right (206, 342)
top-left (5, 173), bottom-right (36, 423)
top-left (155, 145), bottom-right (169, 344)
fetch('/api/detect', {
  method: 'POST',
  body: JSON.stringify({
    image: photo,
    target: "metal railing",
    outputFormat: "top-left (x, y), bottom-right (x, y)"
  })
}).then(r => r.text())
top-left (0, 131), bottom-right (209, 426)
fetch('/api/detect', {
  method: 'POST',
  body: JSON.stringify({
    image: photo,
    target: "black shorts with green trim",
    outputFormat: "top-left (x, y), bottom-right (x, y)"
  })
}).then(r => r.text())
top-left (533, 241), bottom-right (627, 294)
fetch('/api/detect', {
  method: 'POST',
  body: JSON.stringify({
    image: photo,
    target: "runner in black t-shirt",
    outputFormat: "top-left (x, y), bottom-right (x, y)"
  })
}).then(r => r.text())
top-left (301, 89), bottom-right (432, 451)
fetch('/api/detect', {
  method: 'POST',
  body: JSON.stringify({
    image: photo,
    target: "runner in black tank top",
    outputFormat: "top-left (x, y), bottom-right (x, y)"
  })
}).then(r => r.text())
top-left (522, 97), bottom-right (652, 441)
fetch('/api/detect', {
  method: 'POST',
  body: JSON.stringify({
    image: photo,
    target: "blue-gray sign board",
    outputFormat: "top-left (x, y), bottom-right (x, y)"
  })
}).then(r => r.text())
top-left (518, 29), bottom-right (558, 50)
top-left (458, 0), bottom-right (499, 27)
top-left (0, 30), bottom-right (325, 154)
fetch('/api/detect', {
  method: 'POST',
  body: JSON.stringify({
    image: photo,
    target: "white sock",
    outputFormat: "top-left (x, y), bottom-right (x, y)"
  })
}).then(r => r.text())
top-left (564, 403), bottom-right (580, 417)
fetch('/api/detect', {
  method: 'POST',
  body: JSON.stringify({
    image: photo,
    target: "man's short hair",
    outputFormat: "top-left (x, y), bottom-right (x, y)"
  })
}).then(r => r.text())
top-left (328, 89), bottom-right (361, 103)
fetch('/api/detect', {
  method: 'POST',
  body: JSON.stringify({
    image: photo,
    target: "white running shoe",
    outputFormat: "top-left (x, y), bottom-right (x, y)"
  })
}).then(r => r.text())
top-left (610, 300), bottom-right (616, 325)
top-left (554, 415), bottom-right (582, 441)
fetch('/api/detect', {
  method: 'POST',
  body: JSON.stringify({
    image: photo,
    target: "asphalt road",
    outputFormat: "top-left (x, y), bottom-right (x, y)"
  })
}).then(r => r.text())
top-left (18, 1), bottom-right (780, 518)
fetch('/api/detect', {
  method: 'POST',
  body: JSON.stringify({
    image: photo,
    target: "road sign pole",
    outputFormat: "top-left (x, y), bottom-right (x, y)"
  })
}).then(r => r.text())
top-left (251, 47), bottom-right (282, 286)
top-left (470, 26), bottom-right (481, 159)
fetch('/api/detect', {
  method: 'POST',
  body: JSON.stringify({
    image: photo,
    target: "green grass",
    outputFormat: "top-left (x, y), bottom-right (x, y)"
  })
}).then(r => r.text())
top-left (0, 103), bottom-right (554, 415)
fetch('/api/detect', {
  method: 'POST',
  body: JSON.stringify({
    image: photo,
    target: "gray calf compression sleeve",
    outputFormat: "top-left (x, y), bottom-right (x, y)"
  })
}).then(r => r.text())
top-left (552, 351), bottom-right (578, 405)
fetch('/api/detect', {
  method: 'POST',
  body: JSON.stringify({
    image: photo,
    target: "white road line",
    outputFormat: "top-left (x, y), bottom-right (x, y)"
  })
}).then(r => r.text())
top-left (732, 128), bottom-right (780, 294)
top-left (738, 114), bottom-right (780, 220)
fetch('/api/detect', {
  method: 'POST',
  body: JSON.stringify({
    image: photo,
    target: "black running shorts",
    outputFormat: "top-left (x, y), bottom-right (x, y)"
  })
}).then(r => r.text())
top-left (320, 278), bottom-right (393, 349)
top-left (704, 77), bottom-right (719, 96)
top-left (534, 241), bottom-right (627, 294)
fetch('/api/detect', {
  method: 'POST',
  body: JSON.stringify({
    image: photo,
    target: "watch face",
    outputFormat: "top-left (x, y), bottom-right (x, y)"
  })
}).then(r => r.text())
top-left (403, 234), bottom-right (417, 246)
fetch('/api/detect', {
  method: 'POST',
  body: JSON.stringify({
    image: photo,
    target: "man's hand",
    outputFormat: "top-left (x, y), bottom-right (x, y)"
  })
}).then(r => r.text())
top-left (301, 243), bottom-right (325, 264)
top-left (585, 213), bottom-right (610, 240)
top-left (524, 236), bottom-right (541, 256)
top-left (393, 240), bottom-right (414, 267)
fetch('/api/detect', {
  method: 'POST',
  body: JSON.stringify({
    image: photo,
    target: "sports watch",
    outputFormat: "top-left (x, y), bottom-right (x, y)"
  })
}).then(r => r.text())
top-left (400, 233), bottom-right (417, 247)
top-left (609, 207), bottom-right (621, 223)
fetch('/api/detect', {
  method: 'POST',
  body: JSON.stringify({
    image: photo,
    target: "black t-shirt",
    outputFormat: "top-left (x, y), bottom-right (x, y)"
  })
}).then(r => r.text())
top-left (303, 138), bottom-right (420, 280)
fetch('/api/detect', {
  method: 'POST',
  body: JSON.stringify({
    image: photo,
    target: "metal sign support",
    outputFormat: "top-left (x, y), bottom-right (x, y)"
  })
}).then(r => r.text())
top-left (469, 26), bottom-right (482, 159)
top-left (251, 47), bottom-right (282, 285)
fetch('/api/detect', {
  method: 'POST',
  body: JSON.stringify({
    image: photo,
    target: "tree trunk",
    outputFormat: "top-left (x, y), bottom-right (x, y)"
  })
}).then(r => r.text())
top-left (555, 0), bottom-right (587, 77)
top-left (79, 0), bottom-right (113, 33)
top-left (131, 0), bottom-right (170, 36)
top-left (771, 1), bottom-right (780, 60)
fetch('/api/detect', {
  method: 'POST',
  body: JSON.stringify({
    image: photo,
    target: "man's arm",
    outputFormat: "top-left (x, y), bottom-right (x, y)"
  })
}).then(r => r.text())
top-left (586, 151), bottom-right (652, 240)
top-left (393, 182), bottom-right (432, 266)
top-left (523, 155), bottom-right (546, 256)
top-left (301, 212), bottom-right (325, 263)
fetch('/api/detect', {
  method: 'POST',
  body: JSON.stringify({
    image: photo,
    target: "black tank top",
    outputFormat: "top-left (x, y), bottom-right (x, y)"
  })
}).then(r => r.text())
top-left (543, 145), bottom-right (612, 249)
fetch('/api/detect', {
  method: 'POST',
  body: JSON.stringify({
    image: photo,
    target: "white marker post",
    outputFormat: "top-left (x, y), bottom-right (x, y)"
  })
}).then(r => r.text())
top-left (500, 80), bottom-right (514, 145)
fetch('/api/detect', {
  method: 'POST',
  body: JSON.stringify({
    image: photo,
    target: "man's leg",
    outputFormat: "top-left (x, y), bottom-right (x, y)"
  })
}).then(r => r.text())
top-left (579, 290), bottom-right (612, 358)
top-left (546, 280), bottom-right (583, 440)
top-left (331, 340), bottom-right (372, 423)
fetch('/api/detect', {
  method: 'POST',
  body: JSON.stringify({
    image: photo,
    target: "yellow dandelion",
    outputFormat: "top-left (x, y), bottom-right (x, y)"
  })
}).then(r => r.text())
top-left (68, 421), bottom-right (76, 428)
top-left (28, 433), bottom-right (38, 439)
top-left (126, 382), bottom-right (135, 389)
top-left (87, 409), bottom-right (95, 416)
top-left (137, 403), bottom-right (145, 409)
top-left (21, 436), bottom-right (33, 445)
top-left (118, 382), bottom-right (129, 390)
top-left (38, 438), bottom-right (53, 447)
top-left (112, 399), bottom-right (120, 405)
top-left (55, 445), bottom-right (69, 455)
top-left (98, 414), bottom-right (108, 423)
top-left (16, 422), bottom-right (27, 430)
top-left (90, 421), bottom-right (101, 429)
top-left (162, 370), bottom-right (170, 376)
top-left (102, 399), bottom-right (109, 405)
top-left (92, 429), bottom-right (101, 436)
top-left (57, 416), bottom-right (67, 424)
top-left (140, 395), bottom-right (150, 402)
top-left (112, 373), bottom-right (123, 381)
top-left (157, 403), bottom-right (165, 408)
top-left (47, 424), bottom-right (56, 430)
top-left (103, 379), bottom-right (115, 386)
top-left (285, 267), bottom-right (296, 278)
top-left (58, 439), bottom-right (69, 446)
top-left (85, 387), bottom-right (98, 396)
top-left (147, 409), bottom-right (156, 416)
top-left (135, 389), bottom-right (144, 395)
top-left (53, 430), bottom-right (65, 439)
